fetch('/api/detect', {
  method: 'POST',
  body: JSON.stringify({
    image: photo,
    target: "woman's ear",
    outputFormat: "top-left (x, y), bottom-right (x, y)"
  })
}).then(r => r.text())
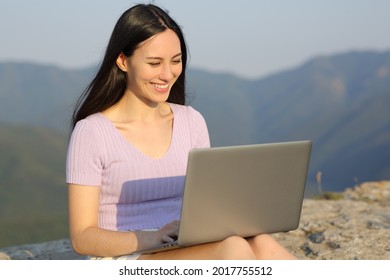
top-left (116, 53), bottom-right (128, 72)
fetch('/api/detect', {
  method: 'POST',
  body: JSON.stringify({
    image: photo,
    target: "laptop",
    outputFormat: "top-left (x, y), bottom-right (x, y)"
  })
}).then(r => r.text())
top-left (133, 140), bottom-right (312, 254)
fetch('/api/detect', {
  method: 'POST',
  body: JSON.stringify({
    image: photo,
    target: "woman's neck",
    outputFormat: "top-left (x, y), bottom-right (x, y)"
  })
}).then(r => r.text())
top-left (102, 92), bottom-right (171, 123)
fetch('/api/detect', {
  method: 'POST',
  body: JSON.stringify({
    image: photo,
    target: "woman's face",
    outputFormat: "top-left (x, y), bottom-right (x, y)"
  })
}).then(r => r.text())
top-left (117, 29), bottom-right (183, 106)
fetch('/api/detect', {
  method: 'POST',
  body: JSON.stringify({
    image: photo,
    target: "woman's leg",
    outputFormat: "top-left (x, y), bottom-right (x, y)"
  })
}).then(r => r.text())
top-left (139, 234), bottom-right (296, 260)
top-left (247, 234), bottom-right (297, 260)
top-left (139, 236), bottom-right (256, 260)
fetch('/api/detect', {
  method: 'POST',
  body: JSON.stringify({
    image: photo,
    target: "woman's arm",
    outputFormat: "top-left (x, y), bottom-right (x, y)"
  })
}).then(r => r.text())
top-left (68, 183), bottom-right (137, 257)
top-left (68, 184), bottom-right (178, 257)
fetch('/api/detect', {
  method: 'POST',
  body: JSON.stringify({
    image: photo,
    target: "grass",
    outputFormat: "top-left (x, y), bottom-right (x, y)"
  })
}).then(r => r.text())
top-left (312, 191), bottom-right (344, 201)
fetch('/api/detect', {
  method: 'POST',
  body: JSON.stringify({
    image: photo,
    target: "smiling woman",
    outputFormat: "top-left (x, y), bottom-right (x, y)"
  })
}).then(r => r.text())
top-left (66, 3), bottom-right (296, 260)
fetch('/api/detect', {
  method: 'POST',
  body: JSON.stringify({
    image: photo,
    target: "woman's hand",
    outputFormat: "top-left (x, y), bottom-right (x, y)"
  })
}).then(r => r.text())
top-left (159, 220), bottom-right (180, 243)
top-left (135, 220), bottom-right (180, 250)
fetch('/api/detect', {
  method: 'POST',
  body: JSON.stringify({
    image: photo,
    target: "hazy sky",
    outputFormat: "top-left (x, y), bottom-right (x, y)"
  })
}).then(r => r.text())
top-left (1, 0), bottom-right (390, 79)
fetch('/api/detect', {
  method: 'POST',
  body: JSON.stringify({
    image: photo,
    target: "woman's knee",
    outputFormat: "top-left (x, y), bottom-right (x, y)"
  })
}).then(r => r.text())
top-left (252, 234), bottom-right (275, 245)
top-left (250, 234), bottom-right (282, 252)
top-left (218, 236), bottom-right (256, 260)
top-left (249, 234), bottom-right (297, 260)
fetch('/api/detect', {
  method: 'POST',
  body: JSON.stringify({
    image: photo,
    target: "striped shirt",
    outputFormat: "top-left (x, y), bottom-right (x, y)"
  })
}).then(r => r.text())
top-left (66, 103), bottom-right (210, 231)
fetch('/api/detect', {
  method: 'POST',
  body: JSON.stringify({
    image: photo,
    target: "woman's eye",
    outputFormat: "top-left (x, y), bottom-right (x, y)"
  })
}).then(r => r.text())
top-left (172, 60), bottom-right (182, 65)
top-left (148, 62), bottom-right (160, 67)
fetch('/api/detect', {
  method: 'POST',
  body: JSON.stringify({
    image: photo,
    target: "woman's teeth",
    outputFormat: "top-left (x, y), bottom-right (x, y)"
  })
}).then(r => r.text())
top-left (152, 83), bottom-right (169, 89)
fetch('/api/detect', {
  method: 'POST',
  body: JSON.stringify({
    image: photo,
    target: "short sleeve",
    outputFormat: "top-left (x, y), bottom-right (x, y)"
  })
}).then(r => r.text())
top-left (66, 119), bottom-right (103, 186)
top-left (189, 107), bottom-right (210, 149)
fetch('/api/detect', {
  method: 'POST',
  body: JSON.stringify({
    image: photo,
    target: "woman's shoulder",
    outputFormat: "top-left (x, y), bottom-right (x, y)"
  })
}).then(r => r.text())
top-left (72, 113), bottom-right (110, 136)
top-left (75, 113), bottom-right (107, 126)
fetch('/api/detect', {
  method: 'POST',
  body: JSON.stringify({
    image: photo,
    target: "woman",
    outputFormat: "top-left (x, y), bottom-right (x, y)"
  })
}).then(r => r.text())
top-left (66, 3), bottom-right (296, 260)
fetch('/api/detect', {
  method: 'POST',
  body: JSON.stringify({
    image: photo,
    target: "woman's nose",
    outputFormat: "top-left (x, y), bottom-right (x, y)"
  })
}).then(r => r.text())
top-left (159, 64), bottom-right (175, 81)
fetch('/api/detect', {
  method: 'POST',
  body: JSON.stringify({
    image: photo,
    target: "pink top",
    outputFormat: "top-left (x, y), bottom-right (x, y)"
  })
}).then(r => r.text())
top-left (66, 103), bottom-right (210, 231)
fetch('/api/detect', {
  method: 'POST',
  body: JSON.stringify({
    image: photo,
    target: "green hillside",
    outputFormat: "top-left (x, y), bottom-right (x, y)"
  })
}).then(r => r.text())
top-left (0, 123), bottom-right (69, 247)
top-left (0, 62), bottom-right (94, 132)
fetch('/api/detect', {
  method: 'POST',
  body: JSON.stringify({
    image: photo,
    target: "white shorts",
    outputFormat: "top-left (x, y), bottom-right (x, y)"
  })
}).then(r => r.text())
top-left (89, 253), bottom-right (141, 260)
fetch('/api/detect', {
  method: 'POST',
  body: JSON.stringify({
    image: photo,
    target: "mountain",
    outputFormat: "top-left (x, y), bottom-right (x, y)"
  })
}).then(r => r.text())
top-left (0, 50), bottom-right (389, 246)
top-left (188, 51), bottom-right (390, 191)
top-left (0, 123), bottom-right (68, 247)
top-left (0, 62), bottom-right (94, 132)
top-left (248, 51), bottom-right (390, 191)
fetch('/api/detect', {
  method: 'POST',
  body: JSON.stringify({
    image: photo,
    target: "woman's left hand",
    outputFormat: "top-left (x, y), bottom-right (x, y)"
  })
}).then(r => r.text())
top-left (159, 220), bottom-right (180, 243)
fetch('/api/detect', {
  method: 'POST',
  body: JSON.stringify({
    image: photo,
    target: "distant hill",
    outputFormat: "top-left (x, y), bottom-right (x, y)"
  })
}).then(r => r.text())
top-left (0, 50), bottom-right (389, 246)
top-left (190, 51), bottom-right (390, 191)
top-left (0, 62), bottom-right (94, 132)
top-left (246, 51), bottom-right (390, 191)
top-left (0, 123), bottom-right (68, 247)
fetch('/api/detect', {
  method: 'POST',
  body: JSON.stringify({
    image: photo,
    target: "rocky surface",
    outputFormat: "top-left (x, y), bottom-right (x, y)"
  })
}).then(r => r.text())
top-left (274, 181), bottom-right (390, 259)
top-left (1, 181), bottom-right (389, 260)
top-left (0, 239), bottom-right (84, 260)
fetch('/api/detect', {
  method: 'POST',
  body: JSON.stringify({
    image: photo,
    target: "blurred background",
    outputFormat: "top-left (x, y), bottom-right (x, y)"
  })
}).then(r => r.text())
top-left (0, 0), bottom-right (389, 247)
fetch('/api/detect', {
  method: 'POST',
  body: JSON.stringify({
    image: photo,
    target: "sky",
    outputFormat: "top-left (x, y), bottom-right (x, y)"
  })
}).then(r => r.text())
top-left (1, 0), bottom-right (390, 79)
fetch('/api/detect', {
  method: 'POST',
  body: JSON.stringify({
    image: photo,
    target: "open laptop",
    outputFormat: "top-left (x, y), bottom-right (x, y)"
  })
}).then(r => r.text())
top-left (133, 140), bottom-right (312, 254)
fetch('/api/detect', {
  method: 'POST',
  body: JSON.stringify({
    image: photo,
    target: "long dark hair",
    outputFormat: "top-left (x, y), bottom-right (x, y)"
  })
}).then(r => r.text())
top-left (71, 4), bottom-right (188, 128)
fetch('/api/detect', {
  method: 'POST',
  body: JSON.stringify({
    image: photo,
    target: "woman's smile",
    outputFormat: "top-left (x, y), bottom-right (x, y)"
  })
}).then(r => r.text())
top-left (150, 82), bottom-right (170, 92)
